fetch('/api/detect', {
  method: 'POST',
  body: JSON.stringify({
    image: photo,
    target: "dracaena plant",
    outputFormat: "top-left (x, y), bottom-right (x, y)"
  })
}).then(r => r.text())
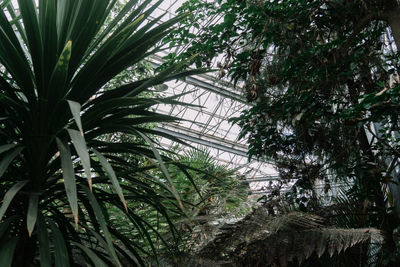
top-left (0, 0), bottom-right (205, 266)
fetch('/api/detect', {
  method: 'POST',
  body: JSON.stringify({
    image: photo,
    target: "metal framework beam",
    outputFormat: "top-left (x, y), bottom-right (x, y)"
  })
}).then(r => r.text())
top-left (244, 176), bottom-right (281, 182)
top-left (148, 55), bottom-right (247, 103)
top-left (155, 123), bottom-right (250, 158)
top-left (249, 183), bottom-right (346, 195)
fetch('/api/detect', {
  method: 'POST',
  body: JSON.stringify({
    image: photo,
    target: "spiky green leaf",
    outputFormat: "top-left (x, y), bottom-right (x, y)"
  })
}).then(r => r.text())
top-left (56, 137), bottom-right (78, 225)
top-left (0, 146), bottom-right (23, 178)
top-left (27, 194), bottom-right (38, 236)
top-left (0, 180), bottom-right (28, 221)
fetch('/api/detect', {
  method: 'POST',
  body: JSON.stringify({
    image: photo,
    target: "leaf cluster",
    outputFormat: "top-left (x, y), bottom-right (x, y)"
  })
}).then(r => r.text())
top-left (0, 0), bottom-right (208, 266)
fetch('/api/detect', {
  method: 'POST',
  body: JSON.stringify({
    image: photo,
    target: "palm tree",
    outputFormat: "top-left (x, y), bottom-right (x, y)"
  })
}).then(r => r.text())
top-left (0, 0), bottom-right (204, 266)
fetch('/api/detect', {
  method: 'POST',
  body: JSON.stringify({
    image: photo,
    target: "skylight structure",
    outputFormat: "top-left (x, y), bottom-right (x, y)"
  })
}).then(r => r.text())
top-left (146, 0), bottom-right (279, 192)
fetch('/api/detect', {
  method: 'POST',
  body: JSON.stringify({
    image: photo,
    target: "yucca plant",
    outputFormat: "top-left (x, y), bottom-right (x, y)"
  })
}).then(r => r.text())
top-left (0, 0), bottom-right (205, 266)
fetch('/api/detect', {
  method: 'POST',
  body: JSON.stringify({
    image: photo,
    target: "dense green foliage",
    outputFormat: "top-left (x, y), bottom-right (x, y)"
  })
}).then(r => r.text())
top-left (168, 0), bottom-right (400, 265)
top-left (0, 0), bottom-right (210, 266)
top-left (170, 148), bottom-right (249, 218)
top-left (107, 148), bottom-right (249, 259)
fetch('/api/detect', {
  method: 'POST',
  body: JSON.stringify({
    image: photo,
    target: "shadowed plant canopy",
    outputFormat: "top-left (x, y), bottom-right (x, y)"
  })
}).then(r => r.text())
top-left (196, 209), bottom-right (383, 267)
top-left (167, 0), bottom-right (400, 264)
top-left (0, 0), bottom-right (208, 266)
top-left (155, 207), bottom-right (383, 267)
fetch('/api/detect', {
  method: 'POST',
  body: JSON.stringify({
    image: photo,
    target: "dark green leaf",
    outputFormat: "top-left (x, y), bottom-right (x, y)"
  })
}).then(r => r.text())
top-left (27, 194), bottom-right (38, 236)
top-left (0, 146), bottom-right (23, 178)
top-left (83, 186), bottom-right (121, 267)
top-left (72, 241), bottom-right (108, 267)
top-left (37, 213), bottom-right (51, 267)
top-left (0, 180), bottom-right (28, 221)
top-left (67, 100), bottom-right (83, 134)
top-left (0, 237), bottom-right (17, 267)
top-left (0, 144), bottom-right (17, 154)
top-left (49, 220), bottom-right (70, 267)
top-left (56, 137), bottom-right (78, 225)
top-left (67, 129), bottom-right (92, 189)
top-left (92, 149), bottom-right (127, 211)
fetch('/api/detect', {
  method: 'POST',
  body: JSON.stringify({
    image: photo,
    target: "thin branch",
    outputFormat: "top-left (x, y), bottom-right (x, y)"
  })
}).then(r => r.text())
top-left (367, 124), bottom-right (400, 157)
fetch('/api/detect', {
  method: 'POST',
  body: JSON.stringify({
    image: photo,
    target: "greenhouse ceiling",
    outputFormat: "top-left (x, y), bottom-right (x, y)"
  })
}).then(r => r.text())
top-left (145, 0), bottom-right (278, 186)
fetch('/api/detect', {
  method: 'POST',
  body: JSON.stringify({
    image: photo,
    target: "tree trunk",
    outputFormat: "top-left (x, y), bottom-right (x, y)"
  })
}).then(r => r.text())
top-left (347, 79), bottom-right (398, 263)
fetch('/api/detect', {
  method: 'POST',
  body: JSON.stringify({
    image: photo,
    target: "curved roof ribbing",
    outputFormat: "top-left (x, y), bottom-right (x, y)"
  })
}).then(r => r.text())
top-left (146, 0), bottom-right (278, 187)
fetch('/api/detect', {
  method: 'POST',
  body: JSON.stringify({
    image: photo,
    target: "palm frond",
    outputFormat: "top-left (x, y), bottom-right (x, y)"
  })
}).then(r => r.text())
top-left (197, 210), bottom-right (383, 266)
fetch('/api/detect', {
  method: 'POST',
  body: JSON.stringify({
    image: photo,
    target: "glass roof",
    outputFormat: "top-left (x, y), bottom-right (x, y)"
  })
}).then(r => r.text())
top-left (144, 0), bottom-right (279, 190)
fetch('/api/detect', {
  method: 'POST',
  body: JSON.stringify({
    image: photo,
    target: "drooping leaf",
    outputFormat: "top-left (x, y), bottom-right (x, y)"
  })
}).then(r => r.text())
top-left (92, 149), bottom-right (126, 211)
top-left (56, 137), bottom-right (78, 225)
top-left (136, 131), bottom-right (184, 211)
top-left (83, 186), bottom-right (121, 267)
top-left (67, 129), bottom-right (92, 190)
top-left (27, 194), bottom-right (39, 236)
top-left (0, 180), bottom-right (28, 221)
top-left (0, 216), bottom-right (15, 238)
top-left (0, 237), bottom-right (17, 267)
top-left (37, 213), bottom-right (51, 267)
top-left (72, 241), bottom-right (108, 267)
top-left (49, 220), bottom-right (70, 267)
top-left (67, 100), bottom-right (83, 134)
top-left (0, 146), bottom-right (23, 178)
top-left (0, 143), bottom-right (17, 154)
